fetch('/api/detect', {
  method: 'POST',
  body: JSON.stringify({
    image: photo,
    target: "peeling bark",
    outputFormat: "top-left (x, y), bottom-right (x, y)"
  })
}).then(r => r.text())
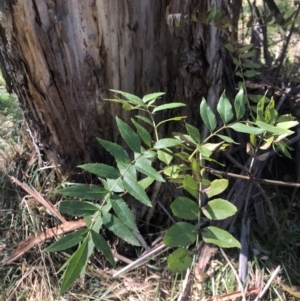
top-left (0, 0), bottom-right (239, 172)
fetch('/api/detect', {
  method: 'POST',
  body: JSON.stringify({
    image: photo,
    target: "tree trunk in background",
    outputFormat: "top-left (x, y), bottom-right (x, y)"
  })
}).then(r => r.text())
top-left (0, 0), bottom-right (239, 172)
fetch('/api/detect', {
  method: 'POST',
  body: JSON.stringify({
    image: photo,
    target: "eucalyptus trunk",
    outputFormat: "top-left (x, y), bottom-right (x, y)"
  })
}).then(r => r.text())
top-left (0, 0), bottom-right (239, 172)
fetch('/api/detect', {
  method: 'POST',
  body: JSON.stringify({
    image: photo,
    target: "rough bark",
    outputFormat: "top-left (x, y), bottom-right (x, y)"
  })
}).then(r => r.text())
top-left (0, 0), bottom-right (238, 172)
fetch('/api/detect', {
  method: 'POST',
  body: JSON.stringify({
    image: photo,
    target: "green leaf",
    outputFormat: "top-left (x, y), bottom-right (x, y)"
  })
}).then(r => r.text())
top-left (164, 165), bottom-right (182, 178)
top-left (154, 138), bottom-right (182, 149)
top-left (240, 50), bottom-right (256, 59)
top-left (110, 89), bottom-right (143, 106)
top-left (173, 133), bottom-right (196, 146)
top-left (229, 123), bottom-right (265, 135)
top-left (276, 141), bottom-right (293, 159)
top-left (117, 160), bottom-right (137, 181)
top-left (202, 142), bottom-right (224, 152)
top-left (186, 123), bottom-right (201, 143)
top-left (276, 114), bottom-right (295, 123)
top-left (225, 43), bottom-right (235, 52)
top-left (131, 119), bottom-right (152, 147)
top-left (116, 117), bottom-right (141, 153)
top-left (97, 139), bottom-right (129, 162)
top-left (265, 97), bottom-right (278, 125)
top-left (143, 150), bottom-right (157, 160)
top-left (167, 248), bottom-right (192, 273)
top-left (135, 115), bottom-right (153, 126)
top-left (255, 121), bottom-right (293, 135)
top-left (142, 92), bottom-right (165, 103)
top-left (197, 145), bottom-right (212, 158)
top-left (164, 222), bottom-right (197, 247)
top-left (135, 158), bottom-right (165, 182)
top-left (256, 95), bottom-right (265, 122)
top-left (235, 71), bottom-right (243, 79)
top-left (233, 58), bottom-right (241, 66)
top-left (152, 102), bottom-right (186, 113)
top-left (122, 103), bottom-right (135, 111)
top-left (183, 174), bottom-right (198, 198)
top-left (201, 226), bottom-right (241, 248)
top-left (91, 230), bottom-right (115, 267)
top-left (204, 179), bottom-right (228, 198)
top-left (191, 158), bottom-right (201, 182)
top-left (244, 70), bottom-right (261, 78)
top-left (241, 60), bottom-right (261, 69)
top-left (92, 216), bottom-right (103, 233)
top-left (171, 197), bottom-right (198, 220)
top-left (85, 215), bottom-right (92, 228)
top-left (78, 163), bottom-right (120, 179)
top-left (216, 135), bottom-right (239, 144)
top-left (200, 98), bottom-right (217, 132)
top-left (46, 229), bottom-right (89, 252)
top-left (217, 92), bottom-right (234, 124)
top-left (238, 43), bottom-right (253, 53)
top-left (202, 199), bottom-right (237, 220)
top-left (234, 87), bottom-right (246, 120)
top-left (156, 116), bottom-right (187, 128)
top-left (138, 177), bottom-right (155, 190)
top-left (122, 177), bottom-right (151, 206)
top-left (110, 195), bottom-right (138, 231)
top-left (60, 201), bottom-right (100, 216)
top-left (276, 120), bottom-right (298, 130)
top-left (103, 178), bottom-right (124, 193)
top-left (58, 185), bottom-right (109, 201)
top-left (60, 238), bottom-right (89, 295)
top-left (105, 98), bottom-right (127, 105)
top-left (102, 212), bottom-right (140, 246)
top-left (157, 149), bottom-right (173, 165)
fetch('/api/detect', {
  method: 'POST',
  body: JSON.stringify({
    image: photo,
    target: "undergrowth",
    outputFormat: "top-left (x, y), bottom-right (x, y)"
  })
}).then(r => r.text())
top-left (1, 2), bottom-right (300, 299)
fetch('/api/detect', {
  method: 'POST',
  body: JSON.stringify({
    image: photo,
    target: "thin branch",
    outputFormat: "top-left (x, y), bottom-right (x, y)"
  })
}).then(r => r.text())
top-left (112, 243), bottom-right (168, 278)
top-left (205, 167), bottom-right (300, 188)
top-left (254, 266), bottom-right (281, 301)
top-left (220, 248), bottom-right (247, 300)
top-left (9, 176), bottom-right (66, 223)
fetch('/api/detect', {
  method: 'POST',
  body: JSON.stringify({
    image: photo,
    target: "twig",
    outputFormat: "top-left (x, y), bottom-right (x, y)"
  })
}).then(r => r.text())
top-left (113, 243), bottom-right (168, 278)
top-left (177, 267), bottom-right (191, 301)
top-left (2, 217), bottom-right (132, 266)
top-left (254, 266), bottom-right (281, 301)
top-left (239, 184), bottom-right (252, 290)
top-left (9, 176), bottom-right (66, 223)
top-left (226, 152), bottom-right (280, 229)
top-left (220, 248), bottom-right (247, 300)
top-left (205, 167), bottom-right (300, 188)
top-left (2, 219), bottom-right (86, 264)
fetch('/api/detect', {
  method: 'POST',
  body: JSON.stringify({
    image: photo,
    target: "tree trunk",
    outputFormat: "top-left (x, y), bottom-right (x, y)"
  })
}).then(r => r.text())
top-left (0, 0), bottom-right (239, 172)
